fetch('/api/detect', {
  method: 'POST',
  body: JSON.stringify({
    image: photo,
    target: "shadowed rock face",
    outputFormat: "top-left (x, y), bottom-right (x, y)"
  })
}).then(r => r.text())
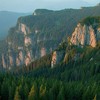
top-left (2, 54), bottom-right (7, 69)
top-left (70, 23), bottom-right (100, 47)
top-left (97, 28), bottom-right (100, 41)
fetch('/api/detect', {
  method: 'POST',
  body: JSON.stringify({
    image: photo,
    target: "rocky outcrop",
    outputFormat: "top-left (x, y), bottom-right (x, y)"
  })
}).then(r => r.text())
top-left (1, 21), bottom-right (58, 69)
top-left (70, 23), bottom-right (99, 47)
top-left (1, 53), bottom-right (15, 69)
top-left (18, 23), bottom-right (30, 35)
top-left (51, 20), bottom-right (100, 68)
top-left (24, 36), bottom-right (32, 46)
top-left (25, 51), bottom-right (32, 66)
top-left (16, 51), bottom-right (24, 66)
top-left (51, 51), bottom-right (64, 68)
top-left (51, 51), bottom-right (57, 68)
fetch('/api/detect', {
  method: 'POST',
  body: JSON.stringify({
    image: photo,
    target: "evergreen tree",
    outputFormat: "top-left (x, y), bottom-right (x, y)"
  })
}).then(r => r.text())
top-left (14, 87), bottom-right (21, 100)
top-left (1, 80), bottom-right (9, 100)
top-left (57, 86), bottom-right (65, 100)
top-left (93, 94), bottom-right (97, 100)
top-left (23, 83), bottom-right (29, 100)
top-left (28, 84), bottom-right (37, 100)
top-left (9, 81), bottom-right (16, 100)
top-left (39, 84), bottom-right (47, 100)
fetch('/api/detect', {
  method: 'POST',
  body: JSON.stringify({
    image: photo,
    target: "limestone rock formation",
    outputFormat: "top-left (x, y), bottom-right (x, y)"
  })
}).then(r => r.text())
top-left (1, 21), bottom-right (57, 69)
top-left (51, 51), bottom-right (64, 68)
top-left (70, 23), bottom-right (99, 47)
top-left (51, 51), bottom-right (57, 68)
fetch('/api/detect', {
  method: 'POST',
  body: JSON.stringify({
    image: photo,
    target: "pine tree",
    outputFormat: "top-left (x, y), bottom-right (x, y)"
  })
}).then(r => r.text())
top-left (1, 80), bottom-right (9, 100)
top-left (57, 86), bottom-right (65, 100)
top-left (23, 83), bottom-right (29, 100)
top-left (14, 87), bottom-right (21, 100)
top-left (93, 94), bottom-right (97, 100)
top-left (28, 84), bottom-right (37, 100)
top-left (9, 81), bottom-right (16, 100)
top-left (39, 84), bottom-right (47, 100)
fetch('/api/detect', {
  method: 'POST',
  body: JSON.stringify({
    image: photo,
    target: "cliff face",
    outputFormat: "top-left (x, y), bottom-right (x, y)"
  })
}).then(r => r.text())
top-left (70, 23), bottom-right (100, 47)
top-left (2, 21), bottom-right (99, 69)
top-left (0, 7), bottom-right (100, 70)
top-left (0, 21), bottom-right (58, 69)
top-left (51, 17), bottom-right (100, 68)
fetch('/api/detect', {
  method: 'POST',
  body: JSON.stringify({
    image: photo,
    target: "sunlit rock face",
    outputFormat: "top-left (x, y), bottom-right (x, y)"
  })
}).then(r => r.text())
top-left (51, 51), bottom-right (64, 68)
top-left (51, 51), bottom-right (57, 68)
top-left (25, 51), bottom-right (32, 66)
top-left (17, 51), bottom-right (24, 66)
top-left (25, 57), bottom-right (30, 66)
top-left (1, 22), bottom-right (56, 69)
top-left (50, 21), bottom-right (100, 68)
top-left (19, 23), bottom-right (30, 35)
top-left (24, 36), bottom-right (32, 46)
top-left (89, 26), bottom-right (97, 47)
top-left (71, 23), bottom-right (98, 47)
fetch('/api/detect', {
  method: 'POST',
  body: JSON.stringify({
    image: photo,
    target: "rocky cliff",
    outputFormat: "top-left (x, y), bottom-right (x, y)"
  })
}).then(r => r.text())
top-left (0, 16), bottom-right (58, 69)
top-left (1, 26), bottom-right (51, 69)
top-left (70, 17), bottom-right (100, 47)
top-left (0, 6), bottom-right (100, 70)
top-left (51, 50), bottom-right (64, 68)
top-left (51, 17), bottom-right (100, 67)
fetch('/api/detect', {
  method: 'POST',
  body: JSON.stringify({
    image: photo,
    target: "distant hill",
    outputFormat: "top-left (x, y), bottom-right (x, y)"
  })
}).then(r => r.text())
top-left (0, 11), bottom-right (30, 40)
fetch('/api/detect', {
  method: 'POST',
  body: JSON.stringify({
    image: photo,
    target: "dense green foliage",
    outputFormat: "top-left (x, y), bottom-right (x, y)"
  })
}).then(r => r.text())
top-left (0, 74), bottom-right (100, 100)
top-left (80, 16), bottom-right (100, 27)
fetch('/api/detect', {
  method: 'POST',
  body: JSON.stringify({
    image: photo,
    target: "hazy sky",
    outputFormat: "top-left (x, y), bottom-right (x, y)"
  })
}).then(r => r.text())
top-left (0, 0), bottom-right (99, 12)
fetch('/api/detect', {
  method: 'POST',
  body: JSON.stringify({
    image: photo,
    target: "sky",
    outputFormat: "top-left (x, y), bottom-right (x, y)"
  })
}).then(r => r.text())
top-left (0, 0), bottom-right (99, 13)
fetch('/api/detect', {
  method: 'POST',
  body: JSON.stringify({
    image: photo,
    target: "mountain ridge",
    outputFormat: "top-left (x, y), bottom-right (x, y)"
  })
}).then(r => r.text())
top-left (0, 5), bottom-right (100, 70)
top-left (0, 11), bottom-right (30, 40)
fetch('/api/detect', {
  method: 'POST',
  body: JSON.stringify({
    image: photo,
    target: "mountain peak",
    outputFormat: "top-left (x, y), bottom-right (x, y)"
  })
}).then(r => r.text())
top-left (33, 9), bottom-right (53, 15)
